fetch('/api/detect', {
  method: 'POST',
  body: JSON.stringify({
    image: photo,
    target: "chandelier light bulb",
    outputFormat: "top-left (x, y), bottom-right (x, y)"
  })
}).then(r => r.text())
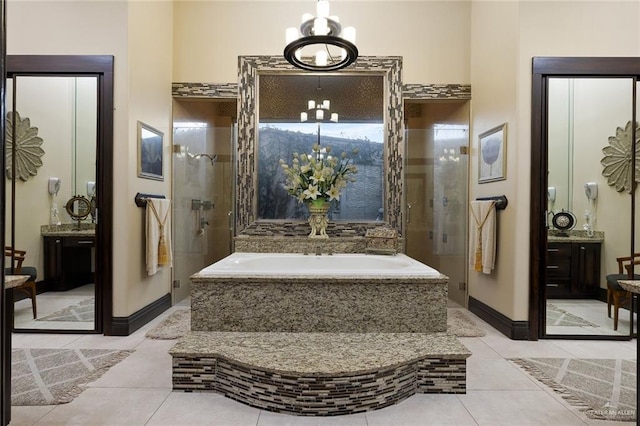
top-left (316, 50), bottom-right (328, 66)
top-left (286, 27), bottom-right (299, 44)
top-left (308, 100), bottom-right (316, 109)
top-left (316, 109), bottom-right (324, 120)
top-left (301, 112), bottom-right (308, 122)
top-left (314, 17), bottom-right (328, 36)
top-left (322, 100), bottom-right (330, 109)
top-left (316, 0), bottom-right (330, 18)
top-left (331, 113), bottom-right (338, 122)
top-left (343, 26), bottom-right (356, 43)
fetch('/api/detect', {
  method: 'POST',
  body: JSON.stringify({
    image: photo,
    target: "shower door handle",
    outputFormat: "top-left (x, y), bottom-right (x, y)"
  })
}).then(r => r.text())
top-left (406, 202), bottom-right (412, 223)
top-left (227, 211), bottom-right (234, 231)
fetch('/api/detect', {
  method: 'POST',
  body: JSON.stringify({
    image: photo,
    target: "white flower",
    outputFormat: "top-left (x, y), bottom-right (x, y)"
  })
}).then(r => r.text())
top-left (303, 184), bottom-right (320, 200)
top-left (326, 185), bottom-right (340, 201)
top-left (280, 144), bottom-right (357, 204)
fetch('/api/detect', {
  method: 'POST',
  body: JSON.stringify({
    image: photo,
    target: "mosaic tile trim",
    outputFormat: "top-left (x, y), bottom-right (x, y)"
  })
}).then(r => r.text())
top-left (403, 83), bottom-right (471, 100)
top-left (171, 82), bottom-right (238, 99)
top-left (236, 56), bottom-right (404, 236)
top-left (238, 220), bottom-right (383, 237)
top-left (172, 355), bottom-right (466, 416)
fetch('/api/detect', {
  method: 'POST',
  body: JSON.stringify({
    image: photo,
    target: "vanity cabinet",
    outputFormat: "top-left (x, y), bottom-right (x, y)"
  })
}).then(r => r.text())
top-left (546, 241), bottom-right (601, 298)
top-left (43, 235), bottom-right (95, 291)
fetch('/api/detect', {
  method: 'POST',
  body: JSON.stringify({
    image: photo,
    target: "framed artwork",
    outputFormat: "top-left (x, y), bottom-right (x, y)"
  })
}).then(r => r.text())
top-left (478, 123), bottom-right (507, 183)
top-left (137, 121), bottom-right (164, 181)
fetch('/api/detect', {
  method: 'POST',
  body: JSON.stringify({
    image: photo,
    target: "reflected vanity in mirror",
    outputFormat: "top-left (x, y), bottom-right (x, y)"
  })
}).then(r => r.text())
top-left (532, 58), bottom-right (639, 339)
top-left (6, 55), bottom-right (114, 333)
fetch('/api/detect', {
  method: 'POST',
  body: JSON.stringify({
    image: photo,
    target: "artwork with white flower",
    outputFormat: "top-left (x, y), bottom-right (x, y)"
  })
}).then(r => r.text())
top-left (478, 123), bottom-right (506, 183)
top-left (5, 111), bottom-right (45, 181)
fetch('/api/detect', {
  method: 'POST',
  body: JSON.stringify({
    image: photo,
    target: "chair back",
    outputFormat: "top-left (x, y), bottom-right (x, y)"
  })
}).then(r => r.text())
top-left (616, 253), bottom-right (640, 275)
top-left (5, 247), bottom-right (26, 274)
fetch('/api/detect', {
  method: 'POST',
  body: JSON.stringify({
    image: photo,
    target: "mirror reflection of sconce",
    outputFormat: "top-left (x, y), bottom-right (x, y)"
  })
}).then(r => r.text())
top-left (48, 177), bottom-right (61, 195)
top-left (87, 181), bottom-right (96, 197)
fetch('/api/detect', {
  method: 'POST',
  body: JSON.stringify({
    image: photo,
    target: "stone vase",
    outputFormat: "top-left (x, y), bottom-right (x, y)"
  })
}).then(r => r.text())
top-left (306, 199), bottom-right (330, 239)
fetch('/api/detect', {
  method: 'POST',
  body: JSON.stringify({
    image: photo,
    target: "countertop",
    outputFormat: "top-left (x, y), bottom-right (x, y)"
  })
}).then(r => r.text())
top-left (547, 230), bottom-right (604, 243)
top-left (170, 331), bottom-right (470, 375)
top-left (619, 280), bottom-right (640, 294)
top-left (40, 223), bottom-right (95, 237)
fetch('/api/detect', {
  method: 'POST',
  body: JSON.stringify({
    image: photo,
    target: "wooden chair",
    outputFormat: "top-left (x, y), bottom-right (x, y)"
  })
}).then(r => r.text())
top-left (606, 253), bottom-right (640, 331)
top-left (5, 247), bottom-right (38, 319)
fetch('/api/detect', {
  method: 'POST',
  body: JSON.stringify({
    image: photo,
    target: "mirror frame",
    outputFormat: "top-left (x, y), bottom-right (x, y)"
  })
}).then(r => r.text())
top-left (65, 195), bottom-right (92, 221)
top-left (7, 55), bottom-right (114, 334)
top-left (236, 55), bottom-right (403, 235)
top-left (530, 57), bottom-right (638, 340)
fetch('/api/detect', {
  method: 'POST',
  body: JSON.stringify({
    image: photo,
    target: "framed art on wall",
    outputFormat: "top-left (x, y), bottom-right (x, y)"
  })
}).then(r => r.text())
top-left (137, 121), bottom-right (164, 181)
top-left (478, 123), bottom-right (507, 183)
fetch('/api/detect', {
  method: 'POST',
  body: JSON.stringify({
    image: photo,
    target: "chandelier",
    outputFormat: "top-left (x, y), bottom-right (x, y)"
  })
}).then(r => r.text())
top-left (284, 0), bottom-right (358, 72)
top-left (301, 99), bottom-right (338, 123)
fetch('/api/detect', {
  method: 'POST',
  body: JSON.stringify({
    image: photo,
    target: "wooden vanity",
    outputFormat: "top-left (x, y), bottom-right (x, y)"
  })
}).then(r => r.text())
top-left (41, 224), bottom-right (95, 292)
top-left (546, 230), bottom-right (603, 298)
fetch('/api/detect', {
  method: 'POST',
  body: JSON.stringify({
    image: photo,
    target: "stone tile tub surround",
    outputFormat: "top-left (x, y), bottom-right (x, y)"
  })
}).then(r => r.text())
top-left (190, 252), bottom-right (448, 333)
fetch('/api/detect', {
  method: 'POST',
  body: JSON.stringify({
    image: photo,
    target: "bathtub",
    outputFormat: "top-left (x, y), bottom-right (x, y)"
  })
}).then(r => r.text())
top-left (192, 252), bottom-right (443, 279)
top-left (190, 252), bottom-right (448, 333)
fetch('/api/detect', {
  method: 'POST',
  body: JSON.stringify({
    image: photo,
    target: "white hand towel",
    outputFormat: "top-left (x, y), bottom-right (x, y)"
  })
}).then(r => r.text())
top-left (469, 200), bottom-right (496, 274)
top-left (146, 198), bottom-right (173, 275)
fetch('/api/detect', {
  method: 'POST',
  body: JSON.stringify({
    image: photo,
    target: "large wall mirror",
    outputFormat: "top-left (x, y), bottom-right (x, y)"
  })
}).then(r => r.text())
top-left (258, 74), bottom-right (384, 221)
top-left (531, 57), bottom-right (639, 339)
top-left (6, 56), bottom-right (113, 333)
top-left (236, 56), bottom-right (403, 235)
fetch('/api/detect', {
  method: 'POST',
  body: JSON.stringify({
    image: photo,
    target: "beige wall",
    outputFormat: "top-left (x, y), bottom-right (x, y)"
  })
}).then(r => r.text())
top-left (7, 0), bottom-right (174, 318)
top-left (173, 1), bottom-right (471, 84)
top-left (469, 1), bottom-right (520, 318)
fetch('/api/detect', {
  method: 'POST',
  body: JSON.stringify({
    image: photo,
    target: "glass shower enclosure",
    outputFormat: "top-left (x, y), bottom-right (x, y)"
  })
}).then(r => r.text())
top-left (171, 99), bottom-right (235, 303)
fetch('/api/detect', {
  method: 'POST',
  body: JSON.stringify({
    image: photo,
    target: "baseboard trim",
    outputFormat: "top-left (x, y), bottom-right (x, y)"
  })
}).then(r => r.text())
top-left (110, 293), bottom-right (171, 336)
top-left (468, 296), bottom-right (530, 340)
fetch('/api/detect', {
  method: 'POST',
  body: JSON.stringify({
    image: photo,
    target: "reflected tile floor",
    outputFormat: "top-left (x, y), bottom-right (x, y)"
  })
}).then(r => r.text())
top-left (10, 300), bottom-right (637, 426)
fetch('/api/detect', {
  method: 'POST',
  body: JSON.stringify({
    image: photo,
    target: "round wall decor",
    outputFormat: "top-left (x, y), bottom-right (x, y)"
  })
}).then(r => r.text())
top-left (601, 120), bottom-right (640, 193)
top-left (5, 111), bottom-right (45, 181)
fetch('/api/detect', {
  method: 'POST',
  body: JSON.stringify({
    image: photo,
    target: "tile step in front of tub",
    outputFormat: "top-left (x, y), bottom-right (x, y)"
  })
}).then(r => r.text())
top-left (169, 331), bottom-right (471, 416)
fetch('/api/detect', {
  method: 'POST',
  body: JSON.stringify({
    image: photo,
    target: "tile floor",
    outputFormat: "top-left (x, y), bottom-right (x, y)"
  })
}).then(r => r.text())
top-left (9, 299), bottom-right (638, 426)
top-left (13, 284), bottom-right (95, 331)
top-left (547, 299), bottom-right (636, 336)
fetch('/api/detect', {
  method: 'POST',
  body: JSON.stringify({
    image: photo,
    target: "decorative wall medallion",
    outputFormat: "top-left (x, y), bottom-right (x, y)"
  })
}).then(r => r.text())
top-left (6, 111), bottom-right (45, 181)
top-left (601, 120), bottom-right (640, 193)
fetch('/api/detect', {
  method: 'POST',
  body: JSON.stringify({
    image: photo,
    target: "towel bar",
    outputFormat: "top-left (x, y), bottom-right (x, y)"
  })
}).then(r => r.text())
top-left (134, 192), bottom-right (166, 208)
top-left (475, 195), bottom-right (508, 210)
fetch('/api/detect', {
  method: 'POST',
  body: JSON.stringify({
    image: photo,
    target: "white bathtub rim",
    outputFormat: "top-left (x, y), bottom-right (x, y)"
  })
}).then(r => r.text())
top-left (191, 252), bottom-right (448, 281)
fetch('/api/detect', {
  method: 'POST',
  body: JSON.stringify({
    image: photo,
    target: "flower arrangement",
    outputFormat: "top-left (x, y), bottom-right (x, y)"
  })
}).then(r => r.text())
top-left (279, 143), bottom-right (358, 205)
